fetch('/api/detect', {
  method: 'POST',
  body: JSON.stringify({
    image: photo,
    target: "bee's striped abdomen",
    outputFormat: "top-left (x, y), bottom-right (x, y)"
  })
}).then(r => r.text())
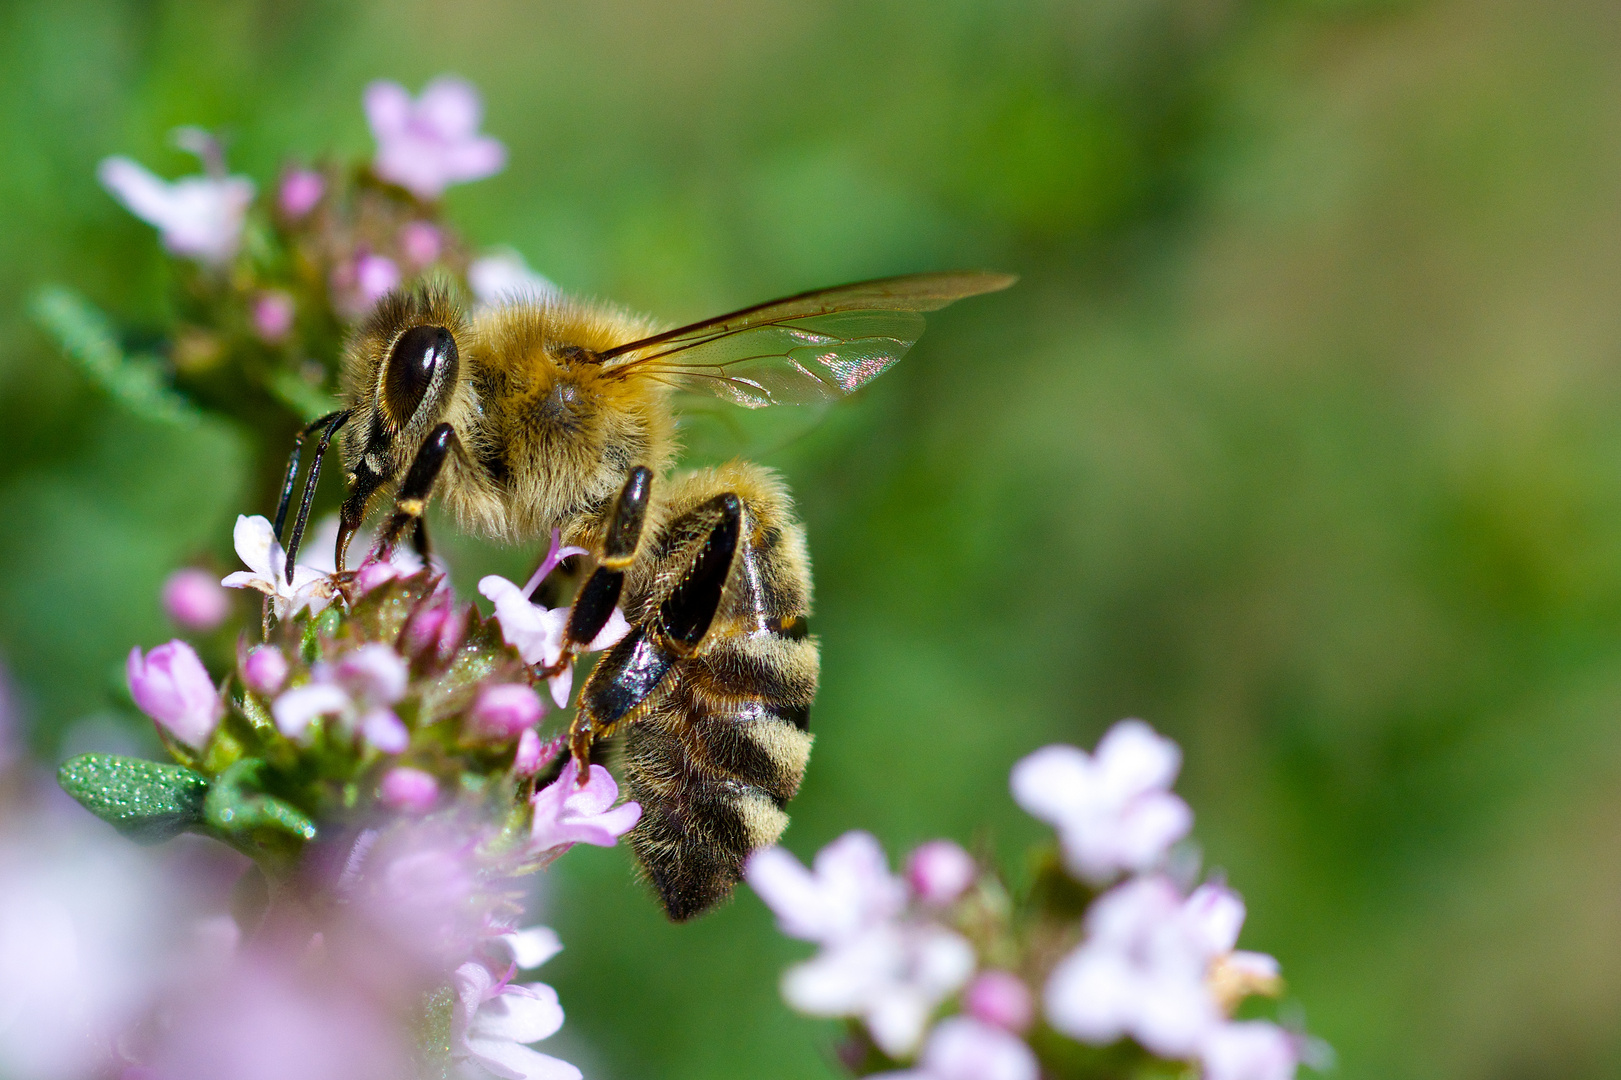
top-left (620, 465), bottom-right (817, 920)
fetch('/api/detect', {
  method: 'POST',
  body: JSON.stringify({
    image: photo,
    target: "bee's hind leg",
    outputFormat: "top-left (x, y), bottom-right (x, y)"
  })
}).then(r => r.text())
top-left (565, 492), bottom-right (741, 785)
top-left (371, 423), bottom-right (460, 568)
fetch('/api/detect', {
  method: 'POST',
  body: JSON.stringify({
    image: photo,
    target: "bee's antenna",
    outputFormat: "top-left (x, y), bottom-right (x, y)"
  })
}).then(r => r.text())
top-left (282, 409), bottom-right (352, 582)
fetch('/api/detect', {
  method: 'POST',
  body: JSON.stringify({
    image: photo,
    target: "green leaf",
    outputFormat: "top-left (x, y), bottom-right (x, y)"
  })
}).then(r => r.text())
top-left (30, 285), bottom-right (199, 427)
top-left (56, 753), bottom-right (209, 843)
top-left (203, 758), bottom-right (317, 841)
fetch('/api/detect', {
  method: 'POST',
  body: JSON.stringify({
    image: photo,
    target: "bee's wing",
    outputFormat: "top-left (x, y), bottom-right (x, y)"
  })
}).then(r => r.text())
top-left (600, 271), bottom-right (1016, 408)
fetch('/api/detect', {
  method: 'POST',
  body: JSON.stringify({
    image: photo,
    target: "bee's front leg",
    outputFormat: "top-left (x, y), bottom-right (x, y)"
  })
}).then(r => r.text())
top-left (370, 423), bottom-right (460, 566)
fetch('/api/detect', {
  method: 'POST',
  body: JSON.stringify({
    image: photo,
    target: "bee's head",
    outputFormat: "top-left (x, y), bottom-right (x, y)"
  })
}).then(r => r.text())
top-left (340, 283), bottom-right (470, 502)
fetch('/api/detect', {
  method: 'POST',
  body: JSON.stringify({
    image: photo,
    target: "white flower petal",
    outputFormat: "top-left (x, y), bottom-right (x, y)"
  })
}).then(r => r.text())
top-left (1092, 719), bottom-right (1182, 802)
top-left (272, 683), bottom-right (351, 738)
top-left (466, 1038), bottom-right (581, 1080)
top-left (500, 926), bottom-right (563, 971)
top-left (470, 982), bottom-right (564, 1045)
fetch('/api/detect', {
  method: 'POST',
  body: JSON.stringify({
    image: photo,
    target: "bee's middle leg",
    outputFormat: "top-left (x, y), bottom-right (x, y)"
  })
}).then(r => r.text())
top-left (544, 467), bottom-right (654, 671)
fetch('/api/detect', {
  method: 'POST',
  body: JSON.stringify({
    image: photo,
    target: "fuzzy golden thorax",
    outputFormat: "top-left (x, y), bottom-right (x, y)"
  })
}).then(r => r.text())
top-left (340, 287), bottom-right (678, 544)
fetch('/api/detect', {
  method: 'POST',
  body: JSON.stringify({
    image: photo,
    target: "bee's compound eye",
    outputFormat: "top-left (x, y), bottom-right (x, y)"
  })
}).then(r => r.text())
top-left (383, 325), bottom-right (458, 424)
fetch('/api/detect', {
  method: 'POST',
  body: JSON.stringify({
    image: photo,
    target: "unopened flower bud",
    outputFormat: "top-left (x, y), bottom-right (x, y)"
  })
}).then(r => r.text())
top-left (470, 684), bottom-right (544, 740)
top-left (355, 254), bottom-right (400, 307)
top-left (964, 970), bottom-right (1034, 1033)
top-left (513, 729), bottom-right (563, 776)
top-left (278, 168), bottom-right (324, 218)
top-left (906, 839), bottom-right (976, 905)
top-left (243, 645), bottom-right (289, 696)
top-left (379, 766), bottom-right (439, 812)
top-left (399, 221), bottom-right (443, 267)
top-left (127, 641), bottom-right (223, 747)
top-left (161, 567), bottom-right (230, 631)
top-left (252, 290), bottom-right (295, 344)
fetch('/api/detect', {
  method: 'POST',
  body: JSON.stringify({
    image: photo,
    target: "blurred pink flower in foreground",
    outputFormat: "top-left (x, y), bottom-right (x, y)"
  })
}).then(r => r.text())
top-left (964, 970), bottom-right (1034, 1034)
top-left (161, 567), bottom-right (231, 632)
top-left (871, 1016), bottom-right (1039, 1080)
top-left (470, 683), bottom-right (545, 740)
top-left (365, 77), bottom-right (506, 200)
top-left (127, 640), bottom-right (222, 748)
top-left (1011, 719), bottom-right (1192, 883)
top-left (242, 645), bottom-right (288, 696)
top-left (98, 153), bottom-right (254, 266)
top-left (906, 839), bottom-right (976, 906)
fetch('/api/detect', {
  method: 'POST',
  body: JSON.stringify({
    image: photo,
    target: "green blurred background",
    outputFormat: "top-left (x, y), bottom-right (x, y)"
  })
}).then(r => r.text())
top-left (4, 0), bottom-right (1621, 1076)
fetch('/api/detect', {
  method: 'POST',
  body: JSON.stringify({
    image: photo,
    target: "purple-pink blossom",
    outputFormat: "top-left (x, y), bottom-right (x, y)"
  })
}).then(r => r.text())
top-left (452, 957), bottom-right (579, 1080)
top-left (906, 839), bottom-right (976, 906)
top-left (379, 767), bottom-right (439, 813)
top-left (272, 643), bottom-right (411, 751)
top-left (1200, 1020), bottom-right (1301, 1080)
top-left (252, 290), bottom-right (296, 343)
top-left (871, 1017), bottom-right (1039, 1080)
top-left (1011, 719), bottom-right (1193, 883)
top-left (528, 759), bottom-right (641, 857)
top-left (278, 167), bottom-right (325, 218)
top-left (127, 640), bottom-right (223, 747)
top-left (98, 155), bottom-right (254, 265)
top-left (746, 831), bottom-right (907, 943)
top-left (243, 645), bottom-right (289, 696)
top-left (161, 567), bottom-right (231, 631)
top-left (399, 221), bottom-right (443, 267)
top-left (470, 683), bottom-right (545, 740)
top-left (365, 77), bottom-right (506, 200)
top-left (964, 970), bottom-right (1035, 1033)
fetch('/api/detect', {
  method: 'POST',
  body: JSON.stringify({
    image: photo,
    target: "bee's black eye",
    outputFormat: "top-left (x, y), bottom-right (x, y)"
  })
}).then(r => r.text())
top-left (383, 325), bottom-right (458, 424)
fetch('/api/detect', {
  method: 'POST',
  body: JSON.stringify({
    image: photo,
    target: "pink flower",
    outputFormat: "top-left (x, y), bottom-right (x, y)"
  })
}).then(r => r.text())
top-left (781, 919), bottom-right (975, 1057)
top-left (98, 155), bottom-right (254, 265)
top-left (252, 290), bottom-right (296, 343)
top-left (468, 249), bottom-right (557, 308)
top-left (1011, 720), bottom-right (1193, 883)
top-left (906, 839), bottom-right (976, 906)
top-left (513, 730), bottom-right (562, 776)
top-left (871, 1017), bottom-right (1039, 1080)
top-left (127, 640), bottom-right (222, 747)
top-left (243, 645), bottom-right (289, 696)
top-left (528, 759), bottom-right (641, 857)
top-left (1042, 875), bottom-right (1236, 1057)
top-left (378, 767), bottom-right (439, 813)
top-left (277, 167), bottom-right (326, 218)
top-left (452, 958), bottom-right (579, 1080)
top-left (365, 77), bottom-right (506, 200)
top-left (746, 831), bottom-right (907, 943)
top-left (1200, 1021), bottom-right (1301, 1080)
top-left (354, 253), bottom-right (401, 307)
top-left (478, 530), bottom-right (621, 708)
top-left (144, 955), bottom-right (410, 1080)
top-left (161, 567), bottom-right (231, 631)
top-left (964, 970), bottom-right (1035, 1033)
top-left (399, 220), bottom-right (443, 267)
top-left (470, 683), bottom-right (545, 740)
top-left (272, 644), bottom-right (411, 752)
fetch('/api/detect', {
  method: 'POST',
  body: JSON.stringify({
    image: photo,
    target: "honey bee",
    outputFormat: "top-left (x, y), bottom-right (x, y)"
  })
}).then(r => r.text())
top-left (274, 271), bottom-right (1015, 919)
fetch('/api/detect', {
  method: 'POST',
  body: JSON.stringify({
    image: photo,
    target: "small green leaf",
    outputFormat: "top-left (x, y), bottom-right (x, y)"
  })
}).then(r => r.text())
top-left (204, 759), bottom-right (317, 841)
top-left (56, 753), bottom-right (209, 843)
top-left (30, 286), bottom-right (199, 427)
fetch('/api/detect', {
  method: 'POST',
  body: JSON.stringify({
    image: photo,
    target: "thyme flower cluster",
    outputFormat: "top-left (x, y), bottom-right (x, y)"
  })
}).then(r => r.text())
top-left (746, 720), bottom-right (1323, 1080)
